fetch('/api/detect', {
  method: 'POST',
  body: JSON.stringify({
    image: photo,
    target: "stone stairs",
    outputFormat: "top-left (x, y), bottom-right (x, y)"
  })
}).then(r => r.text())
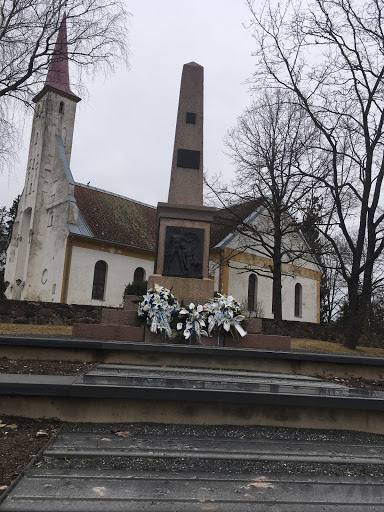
top-left (2, 343), bottom-right (384, 510)
top-left (2, 422), bottom-right (384, 510)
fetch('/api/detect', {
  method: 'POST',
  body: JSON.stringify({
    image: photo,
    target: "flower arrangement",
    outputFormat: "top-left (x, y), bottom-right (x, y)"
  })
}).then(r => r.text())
top-left (137, 284), bottom-right (180, 338)
top-left (204, 293), bottom-right (247, 345)
top-left (176, 303), bottom-right (207, 345)
top-left (137, 286), bottom-right (247, 345)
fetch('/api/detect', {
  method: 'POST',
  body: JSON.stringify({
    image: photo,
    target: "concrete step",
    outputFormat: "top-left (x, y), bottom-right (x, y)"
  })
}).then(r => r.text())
top-left (2, 469), bottom-right (384, 511)
top-left (45, 431), bottom-right (384, 465)
top-left (1, 335), bottom-right (383, 381)
top-left (1, 364), bottom-right (384, 432)
top-left (0, 364), bottom-right (380, 406)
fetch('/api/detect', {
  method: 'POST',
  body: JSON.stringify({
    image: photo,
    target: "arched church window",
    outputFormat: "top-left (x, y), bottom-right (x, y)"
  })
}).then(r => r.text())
top-left (41, 269), bottom-right (48, 284)
top-left (59, 101), bottom-right (64, 114)
top-left (134, 267), bottom-right (145, 282)
top-left (92, 260), bottom-right (107, 300)
top-left (294, 283), bottom-right (302, 317)
top-left (248, 274), bottom-right (257, 312)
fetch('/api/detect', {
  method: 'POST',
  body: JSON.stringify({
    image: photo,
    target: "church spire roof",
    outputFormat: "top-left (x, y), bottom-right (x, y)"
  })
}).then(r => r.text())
top-left (33, 14), bottom-right (81, 103)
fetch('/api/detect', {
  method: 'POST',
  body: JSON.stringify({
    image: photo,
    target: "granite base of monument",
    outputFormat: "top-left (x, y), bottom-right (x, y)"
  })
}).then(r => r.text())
top-left (72, 298), bottom-right (290, 349)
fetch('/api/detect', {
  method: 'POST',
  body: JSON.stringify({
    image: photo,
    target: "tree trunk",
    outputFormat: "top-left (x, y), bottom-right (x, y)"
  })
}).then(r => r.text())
top-left (272, 219), bottom-right (283, 321)
top-left (360, 262), bottom-right (373, 329)
top-left (272, 263), bottom-right (283, 321)
top-left (344, 281), bottom-right (361, 349)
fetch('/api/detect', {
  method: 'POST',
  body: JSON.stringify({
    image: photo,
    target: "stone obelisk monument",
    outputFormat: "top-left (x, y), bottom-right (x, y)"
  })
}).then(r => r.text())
top-left (148, 62), bottom-right (216, 304)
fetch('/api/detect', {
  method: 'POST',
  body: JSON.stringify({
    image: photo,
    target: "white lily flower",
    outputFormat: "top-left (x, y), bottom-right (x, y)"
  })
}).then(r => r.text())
top-left (196, 304), bottom-right (203, 313)
top-left (189, 303), bottom-right (195, 310)
top-left (183, 329), bottom-right (191, 339)
top-left (223, 320), bottom-right (231, 331)
top-left (177, 322), bottom-right (183, 330)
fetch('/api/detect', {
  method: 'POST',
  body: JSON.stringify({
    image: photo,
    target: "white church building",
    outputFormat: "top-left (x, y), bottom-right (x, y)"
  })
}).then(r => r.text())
top-left (4, 16), bottom-right (322, 323)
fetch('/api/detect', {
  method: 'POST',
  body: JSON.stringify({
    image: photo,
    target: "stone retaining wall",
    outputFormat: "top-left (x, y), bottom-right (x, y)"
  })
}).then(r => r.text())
top-left (0, 297), bottom-right (337, 341)
top-left (262, 318), bottom-right (337, 341)
top-left (0, 299), bottom-right (103, 326)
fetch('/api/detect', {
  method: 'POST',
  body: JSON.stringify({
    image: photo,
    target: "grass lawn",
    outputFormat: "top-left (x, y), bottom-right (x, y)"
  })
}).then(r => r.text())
top-left (0, 323), bottom-right (72, 336)
top-left (0, 323), bottom-right (383, 358)
top-left (291, 338), bottom-right (384, 358)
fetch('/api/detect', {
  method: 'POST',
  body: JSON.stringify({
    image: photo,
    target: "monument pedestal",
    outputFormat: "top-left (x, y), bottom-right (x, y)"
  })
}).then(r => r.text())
top-left (148, 274), bottom-right (214, 305)
top-left (149, 202), bottom-right (216, 305)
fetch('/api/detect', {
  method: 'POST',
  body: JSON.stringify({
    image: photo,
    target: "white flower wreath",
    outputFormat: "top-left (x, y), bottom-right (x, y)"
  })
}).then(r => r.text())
top-left (176, 303), bottom-right (208, 344)
top-left (137, 284), bottom-right (180, 337)
top-left (204, 293), bottom-right (247, 343)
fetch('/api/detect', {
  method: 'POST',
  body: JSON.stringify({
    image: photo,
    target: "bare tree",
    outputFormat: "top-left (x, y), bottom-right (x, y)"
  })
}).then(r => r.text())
top-left (207, 89), bottom-right (321, 321)
top-left (319, 251), bottom-right (346, 323)
top-left (247, 0), bottom-right (384, 347)
top-left (0, 0), bottom-right (129, 171)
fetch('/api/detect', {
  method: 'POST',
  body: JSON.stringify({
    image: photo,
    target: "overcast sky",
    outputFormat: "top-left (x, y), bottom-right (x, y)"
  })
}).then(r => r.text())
top-left (1, 0), bottom-right (257, 209)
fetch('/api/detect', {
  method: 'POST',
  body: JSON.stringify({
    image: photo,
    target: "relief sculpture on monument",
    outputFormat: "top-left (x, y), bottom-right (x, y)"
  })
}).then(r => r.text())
top-left (163, 226), bottom-right (204, 279)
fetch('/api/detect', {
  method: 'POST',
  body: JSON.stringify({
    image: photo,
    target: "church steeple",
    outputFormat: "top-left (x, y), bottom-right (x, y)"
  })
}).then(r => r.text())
top-left (33, 14), bottom-right (81, 103)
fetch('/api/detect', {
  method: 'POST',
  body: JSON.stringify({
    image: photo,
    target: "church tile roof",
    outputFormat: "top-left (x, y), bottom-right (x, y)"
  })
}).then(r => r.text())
top-left (210, 199), bottom-right (265, 248)
top-left (74, 184), bottom-right (157, 251)
top-left (73, 184), bottom-right (263, 252)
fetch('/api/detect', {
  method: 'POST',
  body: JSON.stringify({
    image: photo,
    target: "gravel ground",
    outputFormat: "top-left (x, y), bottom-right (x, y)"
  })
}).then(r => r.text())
top-left (42, 422), bottom-right (384, 478)
top-left (0, 357), bottom-right (95, 375)
top-left (44, 455), bottom-right (384, 477)
top-left (0, 417), bottom-right (61, 490)
top-left (322, 375), bottom-right (384, 391)
top-left (61, 421), bottom-right (384, 442)
top-left (0, 360), bottom-right (93, 492)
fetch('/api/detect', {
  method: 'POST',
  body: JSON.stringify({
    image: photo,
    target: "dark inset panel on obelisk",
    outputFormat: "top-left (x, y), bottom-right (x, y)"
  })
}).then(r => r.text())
top-left (186, 112), bottom-right (196, 124)
top-left (163, 226), bottom-right (204, 279)
top-left (177, 149), bottom-right (201, 169)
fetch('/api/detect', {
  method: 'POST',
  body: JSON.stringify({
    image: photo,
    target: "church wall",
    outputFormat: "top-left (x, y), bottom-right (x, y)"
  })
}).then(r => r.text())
top-left (66, 245), bottom-right (154, 307)
top-left (23, 202), bottom-right (69, 302)
top-left (216, 218), bottom-right (321, 323)
top-left (228, 210), bottom-right (321, 273)
top-left (227, 264), bottom-right (319, 323)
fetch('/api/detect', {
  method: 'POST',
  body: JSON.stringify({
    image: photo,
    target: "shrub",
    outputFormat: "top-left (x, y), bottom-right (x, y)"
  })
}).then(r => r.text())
top-left (123, 280), bottom-right (148, 298)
